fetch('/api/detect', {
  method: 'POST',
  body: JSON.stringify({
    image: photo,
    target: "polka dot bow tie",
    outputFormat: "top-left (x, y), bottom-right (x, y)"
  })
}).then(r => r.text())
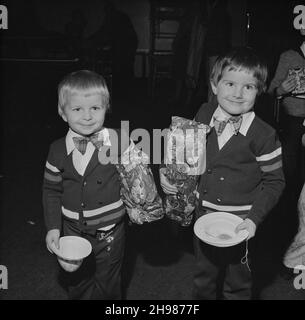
top-left (213, 115), bottom-right (243, 136)
top-left (72, 133), bottom-right (104, 155)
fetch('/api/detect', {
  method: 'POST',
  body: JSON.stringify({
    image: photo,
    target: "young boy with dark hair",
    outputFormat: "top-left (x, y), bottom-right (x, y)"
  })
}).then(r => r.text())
top-left (161, 47), bottom-right (285, 299)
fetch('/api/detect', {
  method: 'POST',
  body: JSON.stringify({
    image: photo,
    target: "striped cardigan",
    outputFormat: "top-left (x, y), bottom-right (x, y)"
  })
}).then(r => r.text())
top-left (195, 102), bottom-right (285, 226)
top-left (42, 130), bottom-right (125, 232)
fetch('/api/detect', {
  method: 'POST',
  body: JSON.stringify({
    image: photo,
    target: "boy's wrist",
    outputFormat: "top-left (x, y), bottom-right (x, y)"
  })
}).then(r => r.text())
top-left (246, 214), bottom-right (259, 228)
top-left (245, 218), bottom-right (256, 227)
top-left (47, 228), bottom-right (60, 233)
top-left (47, 226), bottom-right (61, 233)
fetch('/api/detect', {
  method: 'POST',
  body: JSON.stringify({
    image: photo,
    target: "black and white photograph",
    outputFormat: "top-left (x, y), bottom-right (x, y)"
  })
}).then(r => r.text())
top-left (0, 0), bottom-right (305, 303)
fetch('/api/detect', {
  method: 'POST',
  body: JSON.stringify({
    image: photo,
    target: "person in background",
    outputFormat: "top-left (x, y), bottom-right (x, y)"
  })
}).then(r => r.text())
top-left (268, 26), bottom-right (305, 202)
top-left (84, 1), bottom-right (138, 95)
top-left (172, 0), bottom-right (231, 109)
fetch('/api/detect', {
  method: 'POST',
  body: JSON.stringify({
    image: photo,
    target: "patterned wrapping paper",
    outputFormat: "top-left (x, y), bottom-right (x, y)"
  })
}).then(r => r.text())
top-left (289, 67), bottom-right (305, 95)
top-left (116, 141), bottom-right (164, 224)
top-left (161, 116), bottom-right (210, 226)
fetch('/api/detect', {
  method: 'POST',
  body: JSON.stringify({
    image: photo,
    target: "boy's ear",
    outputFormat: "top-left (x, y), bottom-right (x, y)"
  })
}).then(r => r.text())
top-left (210, 80), bottom-right (217, 95)
top-left (59, 108), bottom-right (68, 122)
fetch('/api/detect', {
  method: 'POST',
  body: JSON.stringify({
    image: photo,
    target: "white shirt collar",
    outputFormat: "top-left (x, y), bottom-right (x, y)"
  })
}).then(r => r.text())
top-left (65, 128), bottom-right (111, 155)
top-left (209, 105), bottom-right (255, 136)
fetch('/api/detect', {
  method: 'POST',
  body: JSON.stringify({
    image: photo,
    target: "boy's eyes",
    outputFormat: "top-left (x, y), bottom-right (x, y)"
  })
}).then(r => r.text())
top-left (223, 82), bottom-right (257, 90)
top-left (245, 84), bottom-right (257, 90)
top-left (71, 106), bottom-right (104, 111)
top-left (225, 82), bottom-right (234, 87)
top-left (92, 106), bottom-right (102, 111)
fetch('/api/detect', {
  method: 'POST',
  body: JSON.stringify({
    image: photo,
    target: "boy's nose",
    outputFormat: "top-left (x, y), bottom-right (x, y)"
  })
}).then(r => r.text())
top-left (83, 110), bottom-right (92, 120)
top-left (233, 86), bottom-right (243, 98)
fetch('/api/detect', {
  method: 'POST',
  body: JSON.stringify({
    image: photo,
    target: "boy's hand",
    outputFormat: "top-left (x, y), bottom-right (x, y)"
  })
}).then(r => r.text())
top-left (160, 170), bottom-right (178, 195)
top-left (235, 218), bottom-right (256, 240)
top-left (46, 229), bottom-right (60, 254)
top-left (126, 207), bottom-right (143, 225)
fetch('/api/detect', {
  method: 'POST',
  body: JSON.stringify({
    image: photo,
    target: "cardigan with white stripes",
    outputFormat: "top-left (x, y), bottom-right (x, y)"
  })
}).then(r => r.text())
top-left (42, 131), bottom-right (125, 232)
top-left (195, 102), bottom-right (285, 226)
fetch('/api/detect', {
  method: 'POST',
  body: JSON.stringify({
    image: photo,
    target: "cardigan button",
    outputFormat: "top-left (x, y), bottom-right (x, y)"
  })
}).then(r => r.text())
top-left (203, 189), bottom-right (208, 194)
top-left (216, 198), bottom-right (221, 203)
top-left (97, 179), bottom-right (102, 184)
top-left (220, 177), bottom-right (225, 181)
top-left (207, 169), bottom-right (212, 174)
top-left (81, 203), bottom-right (86, 208)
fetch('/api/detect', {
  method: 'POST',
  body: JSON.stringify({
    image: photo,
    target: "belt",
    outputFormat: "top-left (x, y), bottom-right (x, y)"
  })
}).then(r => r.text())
top-left (63, 213), bottom-right (124, 238)
top-left (197, 206), bottom-right (248, 220)
top-left (86, 219), bottom-right (123, 240)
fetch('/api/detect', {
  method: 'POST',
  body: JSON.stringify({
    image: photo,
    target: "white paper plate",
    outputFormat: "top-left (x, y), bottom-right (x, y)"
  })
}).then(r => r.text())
top-left (52, 236), bottom-right (92, 260)
top-left (51, 236), bottom-right (92, 272)
top-left (194, 212), bottom-right (249, 247)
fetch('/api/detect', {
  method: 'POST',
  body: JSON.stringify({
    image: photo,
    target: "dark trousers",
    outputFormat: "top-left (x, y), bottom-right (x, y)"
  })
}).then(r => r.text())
top-left (193, 236), bottom-right (252, 300)
top-left (281, 114), bottom-right (305, 197)
top-left (62, 220), bottom-right (125, 300)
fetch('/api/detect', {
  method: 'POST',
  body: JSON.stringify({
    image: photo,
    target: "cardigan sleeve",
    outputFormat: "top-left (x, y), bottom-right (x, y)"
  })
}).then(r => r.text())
top-left (268, 51), bottom-right (291, 96)
top-left (247, 131), bottom-right (285, 226)
top-left (42, 143), bottom-right (64, 231)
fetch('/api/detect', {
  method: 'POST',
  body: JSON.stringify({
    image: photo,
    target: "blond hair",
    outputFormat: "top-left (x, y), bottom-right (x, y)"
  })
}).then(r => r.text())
top-left (58, 70), bottom-right (110, 115)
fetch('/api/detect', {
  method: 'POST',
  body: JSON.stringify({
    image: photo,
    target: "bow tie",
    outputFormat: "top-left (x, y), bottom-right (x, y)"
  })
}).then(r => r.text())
top-left (213, 115), bottom-right (243, 136)
top-left (72, 133), bottom-right (104, 155)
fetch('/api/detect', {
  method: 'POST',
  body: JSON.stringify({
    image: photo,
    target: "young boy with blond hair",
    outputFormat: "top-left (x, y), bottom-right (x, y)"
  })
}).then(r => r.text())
top-left (43, 70), bottom-right (126, 299)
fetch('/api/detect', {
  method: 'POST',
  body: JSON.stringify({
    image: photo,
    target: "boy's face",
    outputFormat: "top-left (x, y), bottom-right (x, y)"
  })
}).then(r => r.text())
top-left (61, 92), bottom-right (106, 136)
top-left (211, 67), bottom-right (258, 116)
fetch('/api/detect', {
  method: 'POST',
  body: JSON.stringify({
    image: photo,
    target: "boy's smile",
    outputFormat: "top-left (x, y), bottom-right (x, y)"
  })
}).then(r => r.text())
top-left (61, 92), bottom-right (106, 136)
top-left (211, 67), bottom-right (258, 116)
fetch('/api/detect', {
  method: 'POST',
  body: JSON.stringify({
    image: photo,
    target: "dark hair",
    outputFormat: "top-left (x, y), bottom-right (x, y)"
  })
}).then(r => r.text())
top-left (210, 47), bottom-right (268, 94)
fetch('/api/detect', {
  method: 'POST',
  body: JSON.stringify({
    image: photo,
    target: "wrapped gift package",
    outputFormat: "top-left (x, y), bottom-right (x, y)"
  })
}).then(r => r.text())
top-left (161, 116), bottom-right (210, 226)
top-left (289, 67), bottom-right (305, 95)
top-left (116, 141), bottom-right (164, 224)
top-left (97, 129), bottom-right (163, 224)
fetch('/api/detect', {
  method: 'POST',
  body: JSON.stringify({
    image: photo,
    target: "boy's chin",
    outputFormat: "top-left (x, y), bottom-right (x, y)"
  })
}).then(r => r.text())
top-left (220, 106), bottom-right (253, 116)
top-left (72, 127), bottom-right (102, 137)
top-left (219, 106), bottom-right (239, 116)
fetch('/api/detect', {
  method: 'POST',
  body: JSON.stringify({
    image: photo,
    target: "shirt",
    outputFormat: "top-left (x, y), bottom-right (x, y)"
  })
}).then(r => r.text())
top-left (209, 106), bottom-right (255, 149)
top-left (66, 128), bottom-right (111, 176)
top-left (66, 128), bottom-right (114, 231)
